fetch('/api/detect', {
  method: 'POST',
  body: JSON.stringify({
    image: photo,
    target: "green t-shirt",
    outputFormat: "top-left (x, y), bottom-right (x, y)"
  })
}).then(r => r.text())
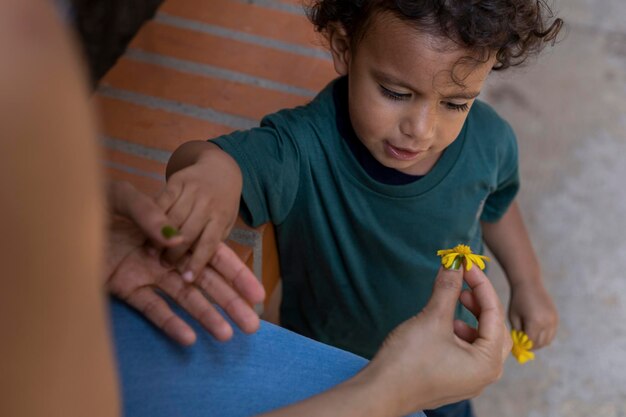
top-left (213, 77), bottom-right (519, 359)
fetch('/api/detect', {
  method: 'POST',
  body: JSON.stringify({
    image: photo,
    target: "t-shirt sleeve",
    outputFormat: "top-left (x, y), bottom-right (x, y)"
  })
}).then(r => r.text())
top-left (480, 120), bottom-right (520, 223)
top-left (211, 115), bottom-right (300, 227)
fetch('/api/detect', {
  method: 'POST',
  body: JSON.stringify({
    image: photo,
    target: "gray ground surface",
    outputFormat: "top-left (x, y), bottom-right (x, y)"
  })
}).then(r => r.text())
top-left (474, 1), bottom-right (626, 415)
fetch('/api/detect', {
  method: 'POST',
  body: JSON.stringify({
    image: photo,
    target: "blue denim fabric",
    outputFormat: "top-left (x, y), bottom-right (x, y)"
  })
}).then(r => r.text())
top-left (424, 399), bottom-right (475, 417)
top-left (109, 298), bottom-right (425, 417)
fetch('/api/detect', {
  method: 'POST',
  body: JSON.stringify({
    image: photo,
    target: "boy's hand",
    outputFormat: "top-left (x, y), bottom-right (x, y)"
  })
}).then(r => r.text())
top-left (508, 280), bottom-right (558, 349)
top-left (158, 152), bottom-right (242, 282)
top-left (107, 217), bottom-right (265, 345)
top-left (105, 180), bottom-right (183, 278)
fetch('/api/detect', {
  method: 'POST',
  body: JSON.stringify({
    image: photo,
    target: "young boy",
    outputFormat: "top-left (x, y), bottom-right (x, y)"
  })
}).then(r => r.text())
top-left (159, 1), bottom-right (561, 415)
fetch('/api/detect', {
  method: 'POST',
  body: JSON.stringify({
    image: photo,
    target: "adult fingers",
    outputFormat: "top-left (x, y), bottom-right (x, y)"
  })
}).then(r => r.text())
top-left (453, 319), bottom-right (478, 343)
top-left (210, 242), bottom-right (266, 305)
top-left (183, 217), bottom-right (235, 281)
top-left (502, 324), bottom-right (513, 361)
top-left (462, 266), bottom-right (505, 346)
top-left (156, 270), bottom-right (235, 341)
top-left (423, 267), bottom-right (464, 323)
top-left (196, 267), bottom-right (261, 334)
top-left (123, 287), bottom-right (197, 346)
top-left (459, 289), bottom-right (480, 318)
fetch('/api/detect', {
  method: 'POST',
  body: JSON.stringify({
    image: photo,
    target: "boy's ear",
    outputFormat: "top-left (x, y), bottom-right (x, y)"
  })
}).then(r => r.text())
top-left (327, 23), bottom-right (351, 76)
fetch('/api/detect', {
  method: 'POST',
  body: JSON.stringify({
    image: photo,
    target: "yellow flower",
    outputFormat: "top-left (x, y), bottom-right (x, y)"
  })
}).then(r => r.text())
top-left (436, 244), bottom-right (490, 271)
top-left (511, 329), bottom-right (535, 364)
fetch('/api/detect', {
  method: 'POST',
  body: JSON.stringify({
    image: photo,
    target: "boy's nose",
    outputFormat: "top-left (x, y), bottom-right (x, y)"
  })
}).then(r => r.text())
top-left (399, 107), bottom-right (436, 145)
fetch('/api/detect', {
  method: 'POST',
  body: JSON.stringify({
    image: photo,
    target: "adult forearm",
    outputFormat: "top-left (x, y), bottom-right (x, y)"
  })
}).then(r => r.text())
top-left (481, 201), bottom-right (541, 287)
top-left (257, 372), bottom-right (396, 417)
top-left (0, 1), bottom-right (119, 416)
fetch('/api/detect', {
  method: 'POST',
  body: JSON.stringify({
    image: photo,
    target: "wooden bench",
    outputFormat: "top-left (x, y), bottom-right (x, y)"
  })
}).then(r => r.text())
top-left (94, 0), bottom-right (335, 312)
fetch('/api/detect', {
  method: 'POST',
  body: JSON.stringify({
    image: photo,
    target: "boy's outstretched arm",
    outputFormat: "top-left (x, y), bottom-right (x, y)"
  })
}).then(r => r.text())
top-left (160, 140), bottom-right (243, 282)
top-left (481, 200), bottom-right (558, 349)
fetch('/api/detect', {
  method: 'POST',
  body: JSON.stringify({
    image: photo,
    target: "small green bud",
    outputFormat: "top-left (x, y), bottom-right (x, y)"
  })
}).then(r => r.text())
top-left (161, 225), bottom-right (180, 239)
top-left (448, 256), bottom-right (463, 270)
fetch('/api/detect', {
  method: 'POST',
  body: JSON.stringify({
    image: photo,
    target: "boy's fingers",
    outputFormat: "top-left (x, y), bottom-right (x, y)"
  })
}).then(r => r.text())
top-left (177, 209), bottom-right (228, 280)
top-left (109, 181), bottom-right (184, 248)
top-left (156, 181), bottom-right (183, 213)
top-left (127, 193), bottom-right (184, 248)
top-left (547, 328), bottom-right (557, 346)
top-left (524, 325), bottom-right (540, 349)
top-left (424, 267), bottom-right (464, 320)
top-left (185, 234), bottom-right (220, 281)
top-left (536, 329), bottom-right (548, 349)
top-left (508, 312), bottom-right (522, 333)
top-left (161, 200), bottom-right (197, 266)
top-left (185, 217), bottom-right (235, 280)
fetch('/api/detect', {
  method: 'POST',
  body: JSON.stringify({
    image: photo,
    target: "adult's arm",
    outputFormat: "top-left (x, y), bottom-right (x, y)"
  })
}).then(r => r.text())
top-left (0, 0), bottom-right (118, 416)
top-left (257, 266), bottom-right (511, 417)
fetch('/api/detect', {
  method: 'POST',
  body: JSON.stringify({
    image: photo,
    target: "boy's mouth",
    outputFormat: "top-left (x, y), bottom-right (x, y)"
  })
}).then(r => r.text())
top-left (384, 141), bottom-right (424, 161)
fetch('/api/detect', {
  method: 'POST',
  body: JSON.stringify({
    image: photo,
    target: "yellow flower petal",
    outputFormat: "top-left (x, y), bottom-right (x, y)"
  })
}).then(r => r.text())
top-left (515, 350), bottom-right (535, 364)
top-left (467, 254), bottom-right (485, 270)
top-left (437, 245), bottom-right (490, 271)
top-left (452, 244), bottom-right (472, 254)
top-left (442, 253), bottom-right (457, 267)
top-left (511, 329), bottom-right (535, 364)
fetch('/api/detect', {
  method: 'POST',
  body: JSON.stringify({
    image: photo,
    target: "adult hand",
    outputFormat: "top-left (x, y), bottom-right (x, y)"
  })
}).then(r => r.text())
top-left (362, 266), bottom-right (512, 416)
top-left (105, 180), bottom-right (265, 345)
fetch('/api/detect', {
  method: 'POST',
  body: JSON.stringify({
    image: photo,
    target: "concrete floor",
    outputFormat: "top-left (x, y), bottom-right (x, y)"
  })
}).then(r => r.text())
top-left (474, 0), bottom-right (626, 415)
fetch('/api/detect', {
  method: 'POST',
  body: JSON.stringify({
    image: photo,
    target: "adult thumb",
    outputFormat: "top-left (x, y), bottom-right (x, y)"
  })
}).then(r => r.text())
top-left (424, 267), bottom-right (464, 320)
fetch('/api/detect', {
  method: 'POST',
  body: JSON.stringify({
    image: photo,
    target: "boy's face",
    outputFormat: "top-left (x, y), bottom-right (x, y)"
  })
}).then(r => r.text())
top-left (329, 13), bottom-right (496, 176)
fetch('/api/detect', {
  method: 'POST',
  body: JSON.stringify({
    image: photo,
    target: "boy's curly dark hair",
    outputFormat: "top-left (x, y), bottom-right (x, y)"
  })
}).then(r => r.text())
top-left (306, 0), bottom-right (563, 71)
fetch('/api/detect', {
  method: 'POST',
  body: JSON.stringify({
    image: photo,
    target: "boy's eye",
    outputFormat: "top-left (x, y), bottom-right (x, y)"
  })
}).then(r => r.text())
top-left (445, 102), bottom-right (470, 112)
top-left (379, 85), bottom-right (411, 101)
